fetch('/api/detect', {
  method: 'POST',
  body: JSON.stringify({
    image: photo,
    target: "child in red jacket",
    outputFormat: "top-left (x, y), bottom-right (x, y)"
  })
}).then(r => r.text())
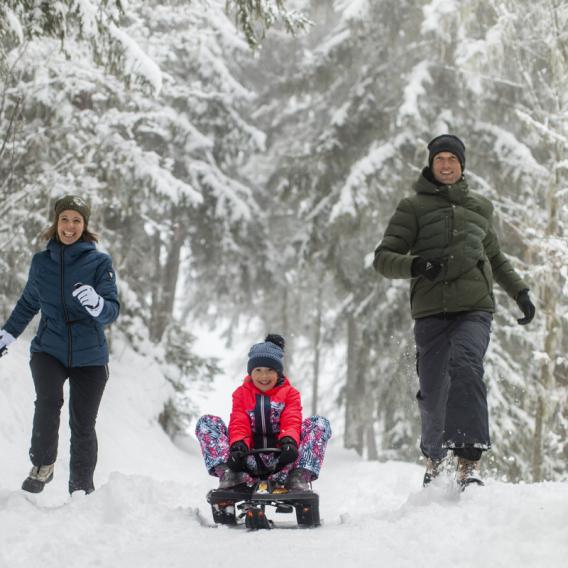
top-left (196, 334), bottom-right (331, 491)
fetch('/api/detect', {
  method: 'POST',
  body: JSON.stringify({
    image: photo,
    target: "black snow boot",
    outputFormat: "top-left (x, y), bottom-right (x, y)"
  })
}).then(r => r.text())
top-left (22, 464), bottom-right (55, 494)
top-left (286, 468), bottom-right (312, 491)
top-left (215, 464), bottom-right (246, 490)
top-left (69, 479), bottom-right (95, 495)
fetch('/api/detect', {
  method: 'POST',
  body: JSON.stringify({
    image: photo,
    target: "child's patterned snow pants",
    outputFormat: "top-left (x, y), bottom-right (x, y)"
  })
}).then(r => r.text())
top-left (195, 414), bottom-right (332, 484)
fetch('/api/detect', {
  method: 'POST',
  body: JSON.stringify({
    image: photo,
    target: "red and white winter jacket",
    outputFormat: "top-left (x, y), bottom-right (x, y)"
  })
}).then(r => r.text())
top-left (229, 376), bottom-right (302, 449)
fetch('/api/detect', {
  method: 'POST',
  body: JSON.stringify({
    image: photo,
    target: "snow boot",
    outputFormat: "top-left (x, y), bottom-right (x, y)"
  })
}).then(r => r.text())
top-left (456, 457), bottom-right (484, 490)
top-left (69, 480), bottom-right (95, 495)
top-left (423, 457), bottom-right (443, 487)
top-left (215, 464), bottom-right (246, 490)
top-left (286, 468), bottom-right (312, 492)
top-left (22, 464), bottom-right (55, 494)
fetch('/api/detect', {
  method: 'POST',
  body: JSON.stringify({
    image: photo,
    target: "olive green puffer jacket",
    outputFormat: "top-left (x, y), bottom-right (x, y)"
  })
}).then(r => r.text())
top-left (373, 170), bottom-right (528, 319)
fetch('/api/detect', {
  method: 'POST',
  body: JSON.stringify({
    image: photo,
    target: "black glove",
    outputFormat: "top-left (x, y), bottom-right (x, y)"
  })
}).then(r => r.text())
top-left (277, 437), bottom-right (299, 466)
top-left (516, 289), bottom-right (535, 325)
top-left (411, 257), bottom-right (443, 281)
top-left (227, 440), bottom-right (248, 472)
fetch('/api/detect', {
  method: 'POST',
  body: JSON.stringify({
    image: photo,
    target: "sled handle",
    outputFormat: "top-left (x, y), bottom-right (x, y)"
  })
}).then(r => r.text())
top-left (247, 448), bottom-right (281, 456)
top-left (244, 448), bottom-right (283, 477)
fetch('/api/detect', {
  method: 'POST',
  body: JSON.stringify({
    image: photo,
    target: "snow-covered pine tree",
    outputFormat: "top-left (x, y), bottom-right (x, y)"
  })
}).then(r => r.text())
top-left (408, 0), bottom-right (567, 481)
top-left (226, 0), bottom-right (312, 48)
top-left (241, 0), bottom-right (426, 458)
top-left (241, 0), bottom-right (567, 479)
top-left (456, 0), bottom-right (568, 481)
top-left (0, 0), bottom-right (291, 439)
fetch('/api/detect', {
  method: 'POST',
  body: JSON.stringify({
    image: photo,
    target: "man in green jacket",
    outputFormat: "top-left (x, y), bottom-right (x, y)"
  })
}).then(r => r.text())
top-left (373, 134), bottom-right (535, 489)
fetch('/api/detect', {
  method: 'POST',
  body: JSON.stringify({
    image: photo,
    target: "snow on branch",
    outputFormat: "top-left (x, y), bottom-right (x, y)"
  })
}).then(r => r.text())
top-left (108, 23), bottom-right (162, 96)
top-left (334, 0), bottom-right (370, 22)
top-left (515, 109), bottom-right (568, 146)
top-left (398, 61), bottom-right (432, 122)
top-left (225, 0), bottom-right (313, 49)
top-left (106, 133), bottom-right (203, 205)
top-left (329, 138), bottom-right (401, 222)
top-left (0, 0), bottom-right (123, 44)
top-left (477, 122), bottom-right (550, 179)
top-left (421, 0), bottom-right (458, 39)
top-left (1, 6), bottom-right (24, 43)
top-left (190, 158), bottom-right (257, 222)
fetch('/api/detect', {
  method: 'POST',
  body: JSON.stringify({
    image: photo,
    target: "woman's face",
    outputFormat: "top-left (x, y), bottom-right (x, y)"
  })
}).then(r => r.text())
top-left (250, 367), bottom-right (279, 392)
top-left (57, 209), bottom-right (85, 245)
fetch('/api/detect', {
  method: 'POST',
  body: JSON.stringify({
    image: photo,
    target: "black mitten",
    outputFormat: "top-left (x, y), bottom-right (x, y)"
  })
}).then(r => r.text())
top-left (227, 440), bottom-right (248, 472)
top-left (277, 437), bottom-right (299, 466)
top-left (516, 289), bottom-right (536, 325)
top-left (411, 257), bottom-right (443, 281)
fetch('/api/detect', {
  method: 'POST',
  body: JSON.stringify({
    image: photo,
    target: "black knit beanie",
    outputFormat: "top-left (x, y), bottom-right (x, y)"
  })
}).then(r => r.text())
top-left (427, 134), bottom-right (466, 171)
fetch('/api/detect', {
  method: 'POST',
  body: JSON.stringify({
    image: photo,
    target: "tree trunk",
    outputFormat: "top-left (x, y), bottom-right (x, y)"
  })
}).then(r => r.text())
top-left (344, 314), bottom-right (364, 455)
top-left (366, 422), bottom-right (379, 461)
top-left (311, 277), bottom-right (323, 416)
top-left (149, 215), bottom-right (187, 342)
top-left (532, 280), bottom-right (559, 481)
top-left (149, 230), bottom-right (162, 341)
top-left (531, 138), bottom-right (562, 481)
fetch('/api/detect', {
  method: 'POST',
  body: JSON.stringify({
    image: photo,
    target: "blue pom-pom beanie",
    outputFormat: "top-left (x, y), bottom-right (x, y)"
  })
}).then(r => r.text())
top-left (247, 335), bottom-right (285, 375)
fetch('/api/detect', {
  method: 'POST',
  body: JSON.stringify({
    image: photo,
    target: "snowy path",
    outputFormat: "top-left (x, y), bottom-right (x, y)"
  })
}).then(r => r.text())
top-left (1, 447), bottom-right (567, 568)
top-left (1, 341), bottom-right (567, 568)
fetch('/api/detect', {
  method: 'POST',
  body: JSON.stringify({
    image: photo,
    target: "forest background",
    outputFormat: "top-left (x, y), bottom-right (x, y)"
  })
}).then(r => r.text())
top-left (0, 0), bottom-right (566, 483)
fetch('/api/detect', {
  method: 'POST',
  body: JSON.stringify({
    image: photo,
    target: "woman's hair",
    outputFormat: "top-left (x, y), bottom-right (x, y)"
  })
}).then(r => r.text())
top-left (42, 219), bottom-right (99, 243)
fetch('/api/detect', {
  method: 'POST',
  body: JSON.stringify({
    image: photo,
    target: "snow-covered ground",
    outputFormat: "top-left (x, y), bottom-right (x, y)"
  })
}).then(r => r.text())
top-left (1, 338), bottom-right (567, 568)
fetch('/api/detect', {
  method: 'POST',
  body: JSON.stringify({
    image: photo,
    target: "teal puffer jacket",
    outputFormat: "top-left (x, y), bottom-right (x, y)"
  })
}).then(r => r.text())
top-left (373, 170), bottom-right (527, 319)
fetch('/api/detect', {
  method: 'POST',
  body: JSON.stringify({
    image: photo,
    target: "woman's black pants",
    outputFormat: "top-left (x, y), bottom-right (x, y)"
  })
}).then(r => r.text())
top-left (29, 352), bottom-right (108, 493)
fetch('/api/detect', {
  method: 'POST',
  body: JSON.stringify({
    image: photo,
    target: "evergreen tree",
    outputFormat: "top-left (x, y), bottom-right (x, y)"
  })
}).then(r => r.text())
top-left (244, 0), bottom-right (568, 479)
top-left (0, 0), bottom-right (287, 438)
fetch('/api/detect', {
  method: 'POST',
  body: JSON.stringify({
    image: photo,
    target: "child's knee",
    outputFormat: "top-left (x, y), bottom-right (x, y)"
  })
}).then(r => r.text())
top-left (195, 414), bottom-right (224, 436)
top-left (302, 416), bottom-right (332, 439)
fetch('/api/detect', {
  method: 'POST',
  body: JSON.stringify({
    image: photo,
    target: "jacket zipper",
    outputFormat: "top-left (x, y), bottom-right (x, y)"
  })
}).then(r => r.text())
top-left (260, 395), bottom-right (268, 448)
top-left (60, 247), bottom-right (72, 368)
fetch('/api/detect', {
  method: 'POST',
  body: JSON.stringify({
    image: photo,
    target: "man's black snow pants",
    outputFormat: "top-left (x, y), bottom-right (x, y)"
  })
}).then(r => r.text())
top-left (413, 311), bottom-right (492, 461)
top-left (29, 352), bottom-right (108, 493)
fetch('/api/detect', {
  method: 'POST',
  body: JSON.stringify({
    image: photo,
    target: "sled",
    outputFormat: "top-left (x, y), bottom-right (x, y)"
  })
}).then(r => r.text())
top-left (206, 448), bottom-right (320, 530)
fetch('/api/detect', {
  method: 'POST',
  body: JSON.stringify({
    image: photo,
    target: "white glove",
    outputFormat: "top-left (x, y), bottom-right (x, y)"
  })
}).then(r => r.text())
top-left (72, 284), bottom-right (104, 317)
top-left (0, 329), bottom-right (16, 356)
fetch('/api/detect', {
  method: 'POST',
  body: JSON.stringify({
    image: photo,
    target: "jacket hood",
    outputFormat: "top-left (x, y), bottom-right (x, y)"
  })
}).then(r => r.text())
top-left (414, 167), bottom-right (469, 204)
top-left (47, 238), bottom-right (96, 264)
top-left (242, 375), bottom-right (291, 396)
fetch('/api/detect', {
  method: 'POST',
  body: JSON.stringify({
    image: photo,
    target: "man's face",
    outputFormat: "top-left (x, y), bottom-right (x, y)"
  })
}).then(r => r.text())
top-left (432, 152), bottom-right (462, 185)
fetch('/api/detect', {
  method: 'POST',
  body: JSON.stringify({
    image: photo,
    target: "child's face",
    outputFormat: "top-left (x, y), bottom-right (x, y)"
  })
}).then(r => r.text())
top-left (250, 367), bottom-right (279, 392)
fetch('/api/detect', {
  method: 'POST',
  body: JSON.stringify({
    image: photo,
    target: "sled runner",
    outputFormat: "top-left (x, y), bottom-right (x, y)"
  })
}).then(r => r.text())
top-left (206, 448), bottom-right (320, 530)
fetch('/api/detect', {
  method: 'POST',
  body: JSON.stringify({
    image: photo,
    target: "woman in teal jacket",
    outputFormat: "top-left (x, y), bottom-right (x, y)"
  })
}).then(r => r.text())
top-left (0, 195), bottom-right (119, 495)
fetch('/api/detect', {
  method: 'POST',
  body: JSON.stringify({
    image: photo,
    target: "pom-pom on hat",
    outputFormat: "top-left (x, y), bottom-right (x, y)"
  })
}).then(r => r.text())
top-left (54, 195), bottom-right (91, 224)
top-left (247, 334), bottom-right (285, 376)
top-left (427, 134), bottom-right (466, 171)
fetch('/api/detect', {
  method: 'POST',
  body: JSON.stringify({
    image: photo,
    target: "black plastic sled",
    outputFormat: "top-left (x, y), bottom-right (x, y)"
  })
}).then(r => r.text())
top-left (206, 448), bottom-right (320, 530)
